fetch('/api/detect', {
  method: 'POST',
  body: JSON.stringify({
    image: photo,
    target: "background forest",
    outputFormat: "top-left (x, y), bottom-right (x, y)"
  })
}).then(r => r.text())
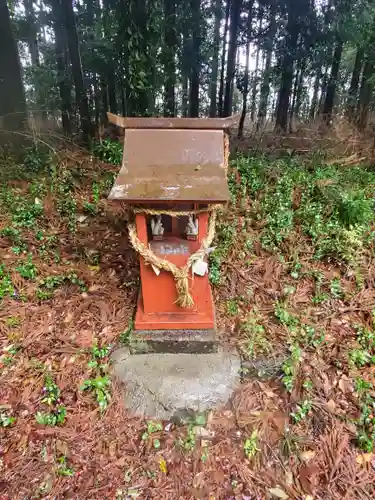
top-left (2, 0), bottom-right (375, 141)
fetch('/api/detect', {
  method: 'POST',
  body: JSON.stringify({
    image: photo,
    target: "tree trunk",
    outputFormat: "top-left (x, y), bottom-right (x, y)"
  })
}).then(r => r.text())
top-left (257, 1), bottom-right (276, 130)
top-left (357, 58), bottom-right (374, 131)
top-left (209, 0), bottom-right (222, 117)
top-left (189, 0), bottom-right (201, 117)
top-left (51, 0), bottom-right (72, 134)
top-left (309, 71), bottom-right (320, 120)
top-left (0, 0), bottom-right (27, 132)
top-left (238, 38), bottom-right (251, 138)
top-left (223, 0), bottom-right (243, 117)
top-left (101, 78), bottom-right (108, 124)
top-left (238, 3), bottom-right (253, 138)
top-left (250, 37), bottom-right (260, 122)
top-left (322, 38), bottom-right (343, 125)
top-left (163, 0), bottom-right (177, 117)
top-left (346, 46), bottom-right (364, 121)
top-left (24, 0), bottom-right (40, 66)
top-left (218, 0), bottom-right (230, 117)
top-left (294, 61), bottom-right (305, 118)
top-left (181, 17), bottom-right (190, 117)
top-left (288, 66), bottom-right (299, 132)
top-left (275, 12), bottom-right (298, 131)
top-left (61, 0), bottom-right (90, 141)
top-left (103, 0), bottom-right (117, 114)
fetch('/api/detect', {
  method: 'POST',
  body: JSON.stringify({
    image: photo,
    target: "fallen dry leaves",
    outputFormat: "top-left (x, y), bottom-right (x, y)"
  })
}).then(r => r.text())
top-left (0, 148), bottom-right (374, 498)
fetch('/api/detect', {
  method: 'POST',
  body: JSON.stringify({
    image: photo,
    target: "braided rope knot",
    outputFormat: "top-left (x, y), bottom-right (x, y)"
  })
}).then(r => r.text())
top-left (128, 209), bottom-right (217, 308)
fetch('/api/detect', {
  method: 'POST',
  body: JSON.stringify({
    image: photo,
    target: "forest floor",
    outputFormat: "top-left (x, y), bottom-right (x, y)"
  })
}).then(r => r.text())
top-left (1, 140), bottom-right (375, 499)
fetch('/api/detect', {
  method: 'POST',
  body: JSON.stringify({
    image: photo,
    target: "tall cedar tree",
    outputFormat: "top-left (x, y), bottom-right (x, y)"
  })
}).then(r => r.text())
top-left (209, 0), bottom-right (222, 117)
top-left (238, 2), bottom-right (253, 138)
top-left (61, 0), bottom-right (91, 141)
top-left (164, 0), bottom-right (177, 117)
top-left (189, 0), bottom-right (201, 117)
top-left (51, 0), bottom-right (72, 134)
top-left (223, 0), bottom-right (243, 117)
top-left (0, 0), bottom-right (27, 132)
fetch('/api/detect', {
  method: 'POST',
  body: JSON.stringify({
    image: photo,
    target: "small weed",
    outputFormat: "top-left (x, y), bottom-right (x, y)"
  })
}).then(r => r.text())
top-left (87, 342), bottom-right (111, 369)
top-left (23, 145), bottom-right (52, 173)
top-left (178, 413), bottom-right (207, 453)
top-left (5, 315), bottom-right (21, 328)
top-left (119, 320), bottom-right (133, 345)
top-left (282, 344), bottom-right (302, 392)
top-left (301, 325), bottom-right (326, 348)
top-left (36, 272), bottom-right (86, 300)
top-left (280, 428), bottom-right (304, 458)
top-left (56, 455), bottom-right (74, 477)
top-left (0, 411), bottom-right (16, 427)
top-left (35, 375), bottom-right (66, 426)
top-left (209, 221), bottom-right (235, 285)
top-left (226, 299), bottom-right (239, 316)
top-left (349, 324), bottom-right (375, 367)
top-left (12, 199), bottom-right (44, 228)
top-left (244, 429), bottom-right (260, 459)
top-left (241, 310), bottom-right (270, 359)
top-left (0, 265), bottom-right (15, 300)
top-left (330, 277), bottom-right (343, 299)
top-left (275, 302), bottom-right (300, 334)
top-left (355, 385), bottom-right (375, 452)
top-left (41, 375), bottom-right (61, 405)
top-left (290, 261), bottom-right (302, 280)
top-left (291, 400), bottom-right (312, 423)
top-left (142, 421), bottom-right (163, 449)
top-left (302, 379), bottom-right (313, 391)
top-left (81, 376), bottom-right (111, 412)
top-left (16, 254), bottom-right (37, 280)
top-left (92, 139), bottom-right (123, 165)
top-left (0, 226), bottom-right (26, 251)
top-left (1, 344), bottom-right (21, 366)
top-left (35, 407), bottom-right (66, 426)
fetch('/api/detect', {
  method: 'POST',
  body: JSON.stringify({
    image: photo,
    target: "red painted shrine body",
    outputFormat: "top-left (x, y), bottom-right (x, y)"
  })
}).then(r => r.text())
top-left (107, 113), bottom-right (234, 336)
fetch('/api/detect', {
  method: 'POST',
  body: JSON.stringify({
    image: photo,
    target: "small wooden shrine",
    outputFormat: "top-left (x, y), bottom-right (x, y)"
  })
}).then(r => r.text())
top-left (107, 112), bottom-right (235, 345)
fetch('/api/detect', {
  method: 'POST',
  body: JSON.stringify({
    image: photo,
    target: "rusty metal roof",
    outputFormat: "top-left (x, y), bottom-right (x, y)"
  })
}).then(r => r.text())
top-left (108, 128), bottom-right (229, 203)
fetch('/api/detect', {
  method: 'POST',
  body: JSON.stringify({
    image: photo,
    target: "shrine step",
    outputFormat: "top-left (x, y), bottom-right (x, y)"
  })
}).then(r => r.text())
top-left (129, 329), bottom-right (218, 354)
top-left (111, 347), bottom-right (240, 420)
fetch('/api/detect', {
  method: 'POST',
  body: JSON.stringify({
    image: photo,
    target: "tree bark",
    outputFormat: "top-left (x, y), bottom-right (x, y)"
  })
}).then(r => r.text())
top-left (103, 0), bottom-right (117, 114)
top-left (238, 3), bottom-right (253, 138)
top-left (0, 0), bottom-right (27, 132)
top-left (275, 10), bottom-right (298, 131)
top-left (209, 0), bottom-right (222, 117)
top-left (223, 0), bottom-right (243, 117)
top-left (322, 38), bottom-right (343, 124)
top-left (250, 37), bottom-right (260, 122)
top-left (357, 58), bottom-right (374, 131)
top-left (294, 60), bottom-right (305, 118)
top-left (24, 0), bottom-right (40, 67)
top-left (309, 71), bottom-right (320, 120)
top-left (289, 65), bottom-right (299, 132)
top-left (346, 46), bottom-right (364, 122)
top-left (181, 15), bottom-right (190, 118)
top-left (218, 0), bottom-right (230, 117)
top-left (189, 0), bottom-right (201, 117)
top-left (257, 0), bottom-right (276, 130)
top-left (61, 0), bottom-right (90, 141)
top-left (51, 0), bottom-right (72, 134)
top-left (163, 0), bottom-right (177, 117)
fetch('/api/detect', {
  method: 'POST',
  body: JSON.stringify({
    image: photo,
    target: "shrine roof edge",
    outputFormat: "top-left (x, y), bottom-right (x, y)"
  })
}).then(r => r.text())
top-left (107, 112), bottom-right (239, 130)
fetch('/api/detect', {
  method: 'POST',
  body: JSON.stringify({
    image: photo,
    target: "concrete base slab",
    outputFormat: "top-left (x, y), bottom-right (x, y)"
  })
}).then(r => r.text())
top-left (112, 347), bottom-right (241, 420)
top-left (130, 329), bottom-right (218, 354)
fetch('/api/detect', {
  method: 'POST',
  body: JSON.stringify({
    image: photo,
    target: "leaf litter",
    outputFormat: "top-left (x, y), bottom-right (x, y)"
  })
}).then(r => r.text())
top-left (0, 146), bottom-right (375, 498)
